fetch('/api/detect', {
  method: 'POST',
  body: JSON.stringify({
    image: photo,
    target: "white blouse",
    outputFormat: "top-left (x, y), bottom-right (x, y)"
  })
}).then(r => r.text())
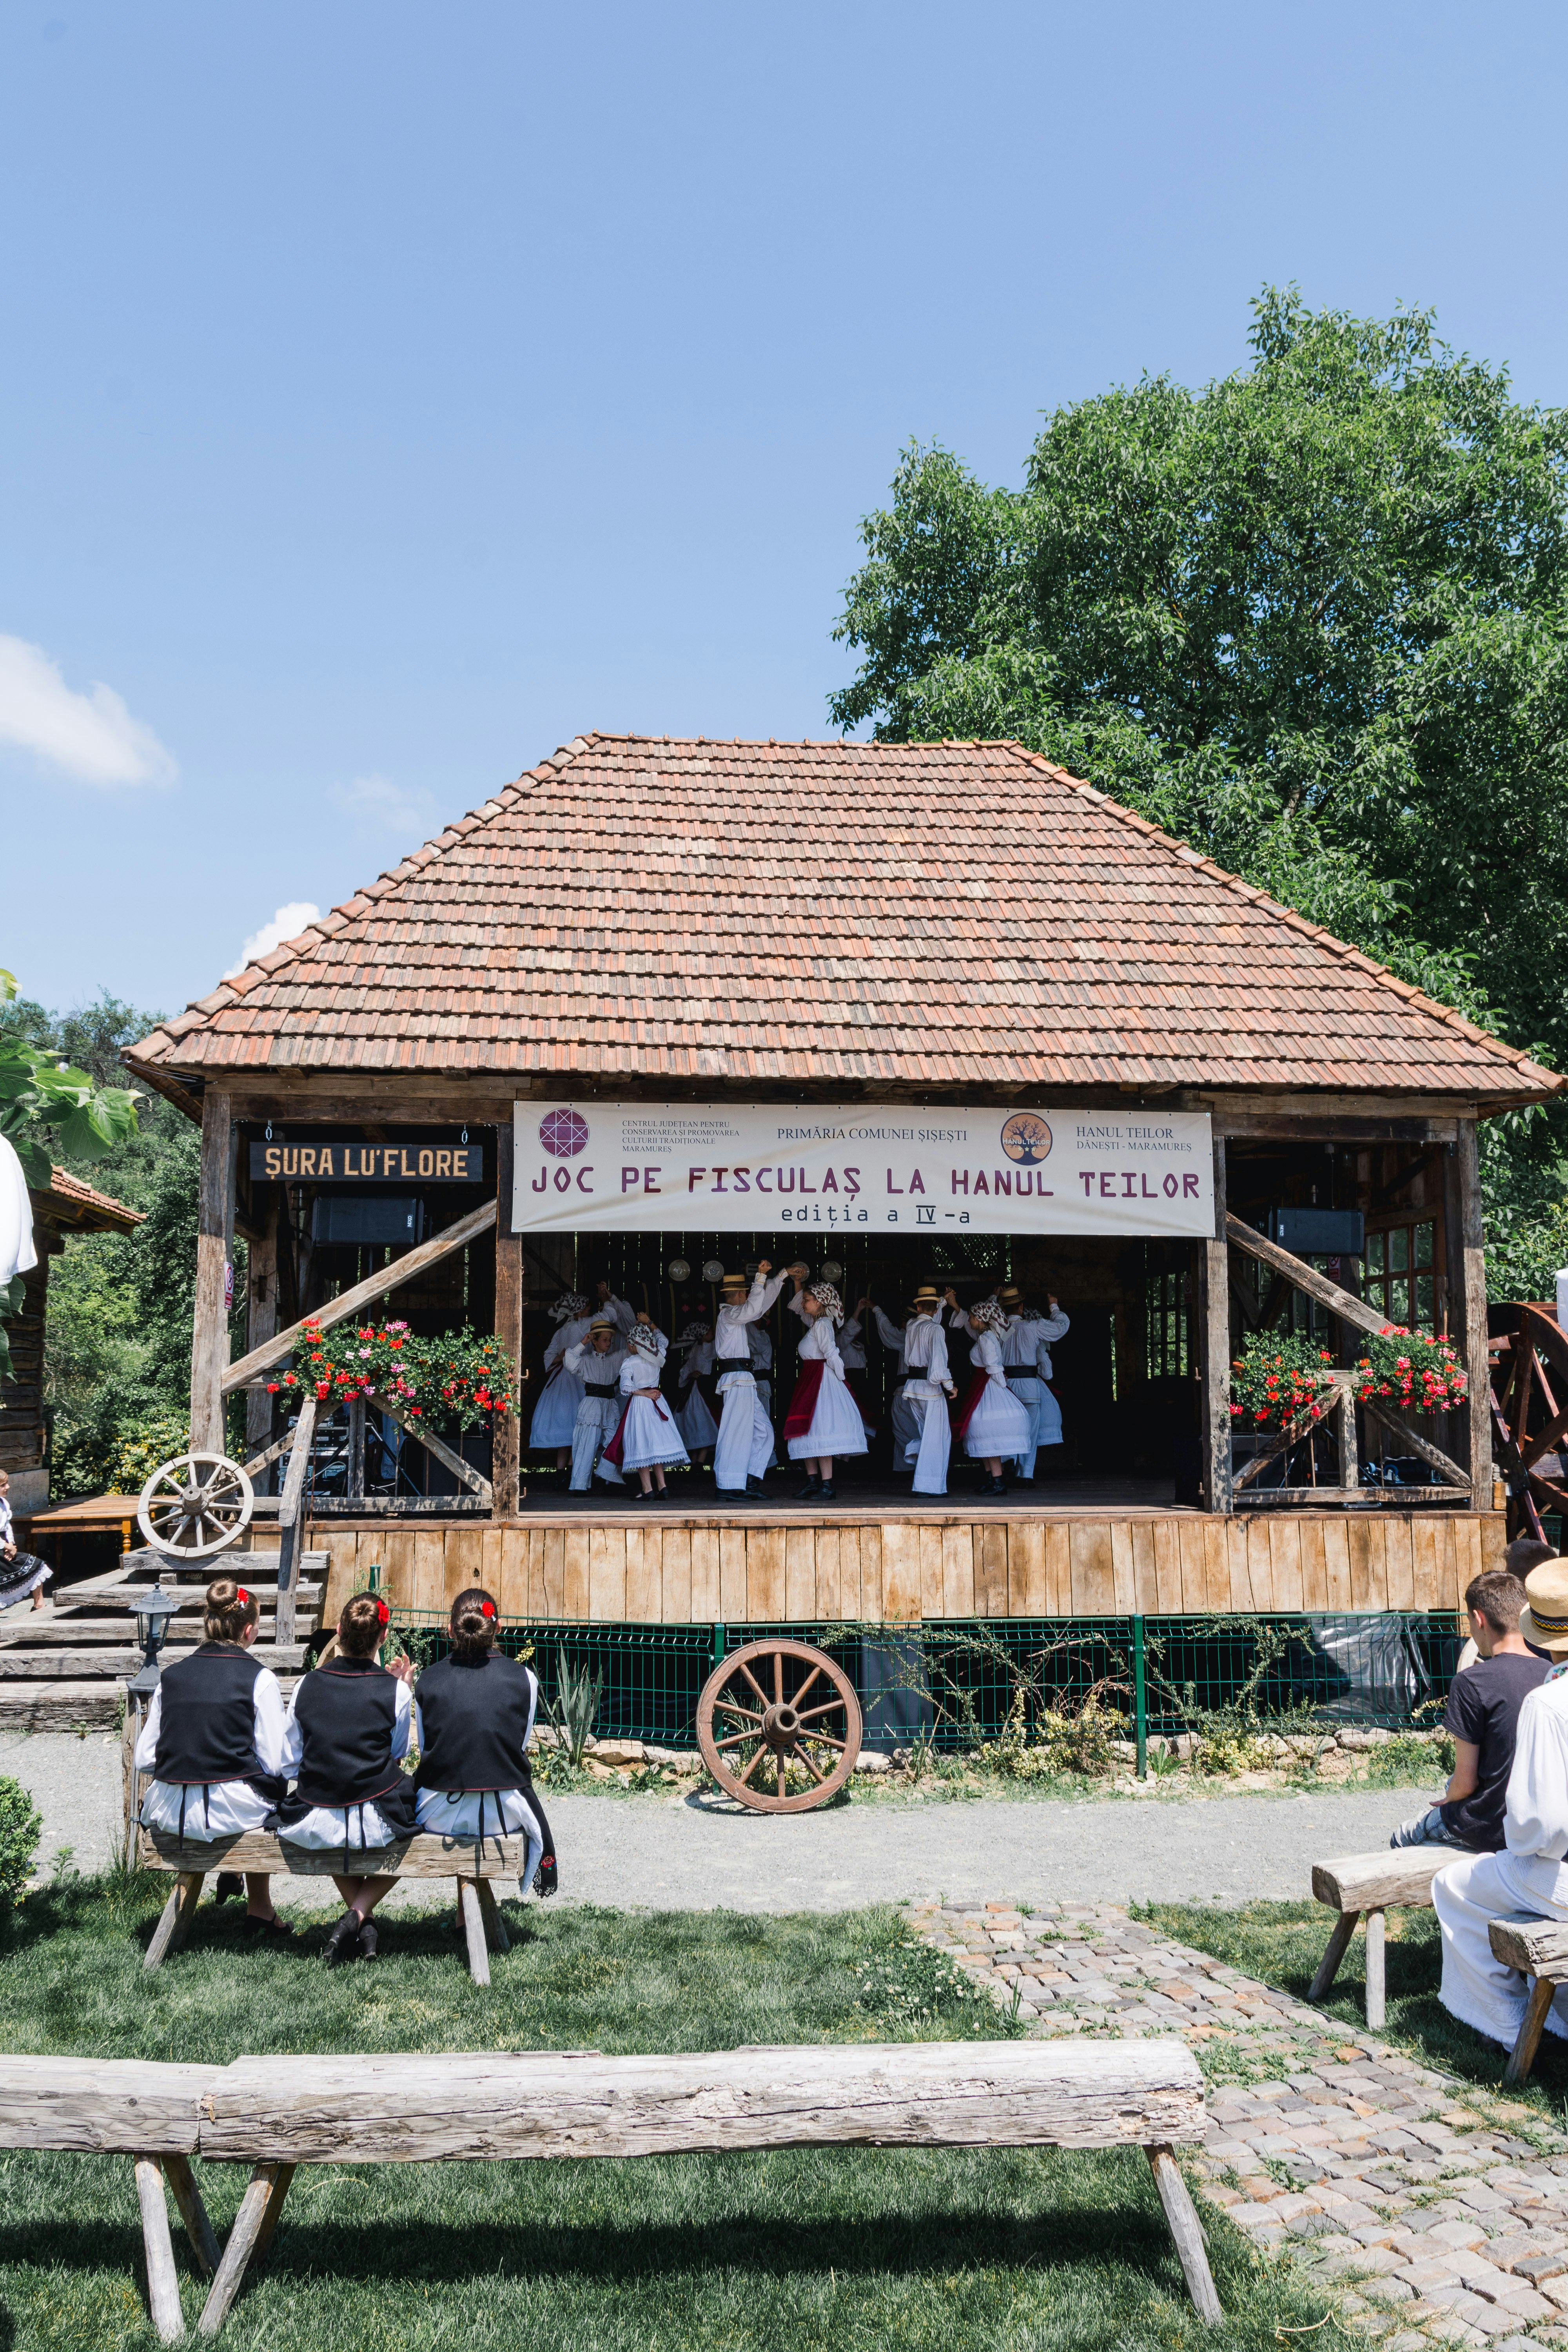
top-left (969, 1329), bottom-right (1008, 1387)
top-left (796, 1317), bottom-right (846, 1380)
top-left (134, 1662), bottom-right (290, 1837)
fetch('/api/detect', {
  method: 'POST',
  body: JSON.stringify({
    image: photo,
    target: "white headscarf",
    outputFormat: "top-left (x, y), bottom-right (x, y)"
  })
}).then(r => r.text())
top-left (0, 1136), bottom-right (38, 1288)
top-left (549, 1292), bottom-right (590, 1324)
top-left (807, 1281), bottom-right (845, 1325)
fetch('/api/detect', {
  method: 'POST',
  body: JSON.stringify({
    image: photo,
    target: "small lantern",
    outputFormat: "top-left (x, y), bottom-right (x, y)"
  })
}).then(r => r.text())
top-left (126, 1581), bottom-right (181, 1696)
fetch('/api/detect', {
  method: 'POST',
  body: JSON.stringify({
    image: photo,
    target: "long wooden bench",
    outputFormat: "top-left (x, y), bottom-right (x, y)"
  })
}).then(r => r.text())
top-left (1310, 1849), bottom-right (1456, 2028)
top-left (1487, 1915), bottom-right (1568, 2083)
top-left (0, 2038), bottom-right (1220, 2341)
top-left (137, 1828), bottom-right (530, 1984)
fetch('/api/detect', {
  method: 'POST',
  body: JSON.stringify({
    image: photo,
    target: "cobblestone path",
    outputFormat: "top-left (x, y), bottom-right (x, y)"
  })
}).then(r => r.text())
top-left (908, 1897), bottom-right (1568, 2349)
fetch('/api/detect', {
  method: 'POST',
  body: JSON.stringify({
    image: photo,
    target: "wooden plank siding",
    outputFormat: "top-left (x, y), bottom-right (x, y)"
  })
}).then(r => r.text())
top-left (302, 1511), bottom-right (1504, 1627)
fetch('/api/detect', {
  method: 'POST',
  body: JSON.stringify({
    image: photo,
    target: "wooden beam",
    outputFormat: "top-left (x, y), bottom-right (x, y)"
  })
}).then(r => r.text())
top-left (1226, 1214), bottom-right (1388, 1338)
top-left (1362, 1396), bottom-right (1470, 1489)
top-left (368, 1389), bottom-right (492, 1504)
top-left (220, 1198), bottom-right (498, 1392)
top-left (189, 1089), bottom-right (233, 1451)
top-left (274, 1396), bottom-right (318, 1643)
top-left (244, 1202), bottom-right (279, 1477)
top-left (493, 1120), bottom-right (522, 1519)
top-left (1451, 1124), bottom-right (1494, 1504)
top-left (1199, 1133), bottom-right (1231, 1513)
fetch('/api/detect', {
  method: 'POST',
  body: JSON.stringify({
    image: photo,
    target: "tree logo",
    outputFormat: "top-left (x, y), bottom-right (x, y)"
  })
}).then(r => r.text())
top-left (539, 1108), bottom-right (589, 1158)
top-left (1000, 1112), bottom-right (1053, 1164)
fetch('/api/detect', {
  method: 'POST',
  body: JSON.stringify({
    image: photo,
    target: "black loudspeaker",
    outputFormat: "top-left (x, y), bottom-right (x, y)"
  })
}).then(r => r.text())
top-left (309, 1196), bottom-right (426, 1246)
top-left (1263, 1207), bottom-right (1365, 1258)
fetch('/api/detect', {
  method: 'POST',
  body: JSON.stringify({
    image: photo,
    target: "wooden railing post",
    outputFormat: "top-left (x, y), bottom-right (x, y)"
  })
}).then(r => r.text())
top-left (244, 1201), bottom-right (279, 1488)
top-left (189, 1089), bottom-right (233, 1453)
top-left (1448, 1122), bottom-right (1495, 1506)
top-left (493, 1118), bottom-right (522, 1519)
top-left (1198, 1131), bottom-right (1232, 1513)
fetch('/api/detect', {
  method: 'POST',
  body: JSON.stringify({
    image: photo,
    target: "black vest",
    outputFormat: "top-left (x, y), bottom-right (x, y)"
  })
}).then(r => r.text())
top-left (290, 1656), bottom-right (402, 1806)
top-left (153, 1644), bottom-right (269, 1784)
top-left (413, 1651), bottom-right (536, 1793)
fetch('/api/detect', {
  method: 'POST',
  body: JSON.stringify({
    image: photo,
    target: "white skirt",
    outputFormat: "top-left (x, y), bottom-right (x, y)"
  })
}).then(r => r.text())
top-left (414, 1784), bottom-right (544, 1889)
top-left (618, 1392), bottom-right (691, 1473)
top-left (786, 1365), bottom-right (870, 1460)
top-left (530, 1364), bottom-right (585, 1448)
top-left (275, 1800), bottom-right (405, 1851)
top-left (138, 1777), bottom-right (274, 1839)
top-left (964, 1378), bottom-right (1033, 1457)
top-left (675, 1383), bottom-right (718, 1450)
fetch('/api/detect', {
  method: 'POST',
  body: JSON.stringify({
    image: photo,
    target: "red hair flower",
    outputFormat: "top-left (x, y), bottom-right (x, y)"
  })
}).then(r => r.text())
top-left (481, 1600), bottom-right (496, 1618)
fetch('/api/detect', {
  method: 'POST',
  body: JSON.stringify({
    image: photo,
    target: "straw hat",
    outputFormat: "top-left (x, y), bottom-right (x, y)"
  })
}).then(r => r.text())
top-left (998, 1285), bottom-right (1021, 1307)
top-left (1519, 1561), bottom-right (1568, 1654)
top-left (910, 1284), bottom-right (942, 1310)
top-left (719, 1272), bottom-right (749, 1295)
top-left (587, 1313), bottom-right (617, 1336)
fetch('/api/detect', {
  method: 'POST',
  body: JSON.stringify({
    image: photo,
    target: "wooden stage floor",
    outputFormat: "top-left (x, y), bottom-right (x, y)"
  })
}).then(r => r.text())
top-left (509, 1472), bottom-right (1186, 1521)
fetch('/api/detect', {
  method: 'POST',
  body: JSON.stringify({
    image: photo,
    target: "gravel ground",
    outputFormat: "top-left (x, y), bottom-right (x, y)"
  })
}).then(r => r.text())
top-left (0, 1731), bottom-right (1429, 1909)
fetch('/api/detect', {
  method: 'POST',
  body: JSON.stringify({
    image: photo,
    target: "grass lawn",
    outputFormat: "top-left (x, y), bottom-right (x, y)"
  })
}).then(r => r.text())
top-left (1144, 1897), bottom-right (1568, 2131)
top-left (0, 1876), bottom-right (1335, 2352)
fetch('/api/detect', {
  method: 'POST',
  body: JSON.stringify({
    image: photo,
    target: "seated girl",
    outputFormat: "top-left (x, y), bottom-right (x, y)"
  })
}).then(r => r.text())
top-left (134, 1574), bottom-right (292, 1939)
top-left (412, 1588), bottom-right (554, 1899)
top-left (274, 1590), bottom-right (419, 1966)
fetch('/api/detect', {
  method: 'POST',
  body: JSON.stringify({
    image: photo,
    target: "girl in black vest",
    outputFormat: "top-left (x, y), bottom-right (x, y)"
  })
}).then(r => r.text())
top-left (276, 1590), bottom-right (420, 1965)
top-left (134, 1575), bottom-right (292, 1939)
top-left (412, 1587), bottom-right (555, 1899)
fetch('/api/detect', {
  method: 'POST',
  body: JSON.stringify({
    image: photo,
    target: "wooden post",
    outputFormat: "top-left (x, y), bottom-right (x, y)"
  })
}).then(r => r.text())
top-left (197, 2161), bottom-right (288, 2337)
top-left (144, 1873), bottom-right (205, 1970)
top-left (1144, 2146), bottom-right (1223, 2325)
top-left (475, 1875), bottom-right (510, 1953)
top-left (274, 1396), bottom-right (318, 1646)
top-left (189, 1089), bottom-right (233, 1454)
top-left (347, 1395), bottom-right (366, 1503)
top-left (459, 1878), bottom-right (492, 1985)
top-left (244, 1203), bottom-right (279, 1485)
top-left (1364, 1906), bottom-right (1386, 2030)
top-left (1308, 1909), bottom-right (1359, 2002)
top-left (493, 1118), bottom-right (522, 1519)
top-left (134, 2154), bottom-right (186, 2342)
top-left (1447, 1122), bottom-right (1494, 1506)
top-left (163, 2151), bottom-right (221, 2278)
top-left (1506, 1976), bottom-right (1557, 2085)
top-left (1198, 1132), bottom-right (1231, 1514)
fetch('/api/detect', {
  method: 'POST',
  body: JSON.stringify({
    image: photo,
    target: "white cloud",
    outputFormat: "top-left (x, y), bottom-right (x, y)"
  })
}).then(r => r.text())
top-left (331, 772), bottom-right (439, 840)
top-left (0, 632), bottom-right (175, 785)
top-left (225, 902), bottom-right (321, 979)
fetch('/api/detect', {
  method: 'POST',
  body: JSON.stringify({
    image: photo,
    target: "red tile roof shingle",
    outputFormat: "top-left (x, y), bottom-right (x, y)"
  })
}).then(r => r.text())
top-left (35, 1167), bottom-right (143, 1232)
top-left (127, 736), bottom-right (1557, 1102)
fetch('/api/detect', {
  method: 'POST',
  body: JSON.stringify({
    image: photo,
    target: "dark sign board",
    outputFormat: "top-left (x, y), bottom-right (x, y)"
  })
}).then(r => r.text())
top-left (249, 1142), bottom-right (485, 1183)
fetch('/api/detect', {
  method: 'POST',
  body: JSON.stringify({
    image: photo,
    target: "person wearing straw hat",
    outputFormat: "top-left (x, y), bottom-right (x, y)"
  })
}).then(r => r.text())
top-left (531, 1284), bottom-right (633, 1475)
top-left (897, 1284), bottom-right (957, 1495)
top-left (866, 1287), bottom-right (944, 1471)
top-left (712, 1262), bottom-right (786, 1495)
top-left (999, 1286), bottom-right (1071, 1483)
top-left (562, 1313), bottom-right (632, 1491)
top-left (1430, 1556), bottom-right (1568, 2048)
top-left (674, 1316), bottom-right (719, 1466)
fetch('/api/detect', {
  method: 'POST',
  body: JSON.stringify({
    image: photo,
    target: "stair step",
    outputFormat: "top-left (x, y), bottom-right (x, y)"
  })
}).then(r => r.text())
top-left (0, 1644), bottom-right (311, 1679)
top-left (0, 1612), bottom-right (322, 1648)
top-left (0, 1682), bottom-right (122, 1730)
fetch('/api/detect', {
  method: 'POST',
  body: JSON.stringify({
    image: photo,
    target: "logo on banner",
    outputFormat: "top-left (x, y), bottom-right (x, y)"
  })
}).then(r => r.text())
top-left (539, 1108), bottom-right (589, 1158)
top-left (999, 1112), bottom-right (1053, 1164)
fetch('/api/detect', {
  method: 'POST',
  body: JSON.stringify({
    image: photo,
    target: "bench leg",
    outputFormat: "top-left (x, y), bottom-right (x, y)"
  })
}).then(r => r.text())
top-left (135, 2154), bottom-right (186, 2343)
top-left (164, 2152), bottom-right (221, 2279)
top-left (1506, 1976), bottom-right (1557, 2086)
top-left (145, 1874), bottom-right (206, 1971)
top-left (197, 2161), bottom-right (290, 2338)
top-left (459, 1879), bottom-right (492, 1985)
top-left (1365, 1907), bottom-right (1386, 2031)
top-left (475, 1877), bottom-right (510, 1955)
top-left (253, 2161), bottom-right (296, 2261)
top-left (1145, 2145), bottom-right (1222, 2326)
top-left (1308, 1909), bottom-right (1359, 2003)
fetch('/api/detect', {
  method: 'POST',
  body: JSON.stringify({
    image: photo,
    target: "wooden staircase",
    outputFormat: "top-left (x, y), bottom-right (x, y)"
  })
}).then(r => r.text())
top-left (0, 1547), bottom-right (325, 1731)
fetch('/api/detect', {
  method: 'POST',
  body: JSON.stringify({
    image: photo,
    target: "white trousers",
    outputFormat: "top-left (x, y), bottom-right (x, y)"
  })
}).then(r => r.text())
top-left (890, 1384), bottom-right (922, 1469)
top-left (1008, 1376), bottom-right (1062, 1477)
top-left (903, 1386), bottom-right (951, 1495)
top-left (1432, 1847), bottom-right (1568, 2047)
top-left (714, 1371), bottom-right (773, 1490)
top-left (570, 1395), bottom-right (624, 1490)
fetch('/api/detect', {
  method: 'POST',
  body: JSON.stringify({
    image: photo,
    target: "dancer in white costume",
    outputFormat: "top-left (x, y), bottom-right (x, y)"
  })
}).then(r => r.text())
top-left (867, 1299), bottom-right (922, 1467)
top-left (713, 1264), bottom-right (785, 1495)
top-left (673, 1319), bottom-right (718, 1463)
top-left (562, 1314), bottom-right (630, 1490)
top-left (531, 1286), bottom-right (632, 1468)
top-left (783, 1282), bottom-right (867, 1502)
top-left (602, 1319), bottom-right (688, 1498)
top-left (789, 1278), bottom-right (875, 1434)
top-left (996, 1283), bottom-right (1071, 1481)
top-left (898, 1285), bottom-right (957, 1495)
top-left (954, 1297), bottom-right (1033, 1497)
top-left (1432, 1562), bottom-right (1568, 2047)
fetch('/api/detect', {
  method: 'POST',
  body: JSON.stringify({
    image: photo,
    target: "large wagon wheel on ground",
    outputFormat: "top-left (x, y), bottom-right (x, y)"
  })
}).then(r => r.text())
top-left (697, 1638), bottom-right (862, 1813)
top-left (1494, 1305), bottom-right (1568, 1539)
top-left (137, 1452), bottom-right (254, 1561)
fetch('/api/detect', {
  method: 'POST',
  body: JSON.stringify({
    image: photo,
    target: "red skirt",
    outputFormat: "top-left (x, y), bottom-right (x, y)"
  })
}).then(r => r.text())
top-left (601, 1397), bottom-right (634, 1467)
top-left (783, 1360), bottom-right (826, 1440)
top-left (951, 1369), bottom-right (988, 1438)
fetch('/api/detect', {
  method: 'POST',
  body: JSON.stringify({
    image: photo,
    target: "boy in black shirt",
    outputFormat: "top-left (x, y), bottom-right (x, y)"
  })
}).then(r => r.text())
top-left (1390, 1549), bottom-right (1553, 1852)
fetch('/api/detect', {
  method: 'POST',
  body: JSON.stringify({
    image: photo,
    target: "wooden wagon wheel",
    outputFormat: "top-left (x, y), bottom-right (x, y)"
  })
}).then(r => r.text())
top-left (1494, 1306), bottom-right (1568, 1539)
top-left (137, 1452), bottom-right (254, 1561)
top-left (696, 1638), bottom-right (862, 1814)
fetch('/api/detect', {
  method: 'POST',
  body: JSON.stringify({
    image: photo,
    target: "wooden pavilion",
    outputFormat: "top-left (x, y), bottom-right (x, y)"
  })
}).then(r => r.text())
top-left (0, 1167), bottom-right (143, 1521)
top-left (123, 734), bottom-right (1557, 1630)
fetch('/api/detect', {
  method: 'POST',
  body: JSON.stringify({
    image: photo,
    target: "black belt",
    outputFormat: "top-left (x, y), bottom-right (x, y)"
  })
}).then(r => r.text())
top-left (584, 1381), bottom-right (617, 1399)
top-left (1005, 1368), bottom-right (1043, 1381)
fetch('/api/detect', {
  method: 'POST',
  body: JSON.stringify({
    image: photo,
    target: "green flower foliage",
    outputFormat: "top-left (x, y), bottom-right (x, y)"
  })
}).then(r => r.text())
top-left (1229, 1332), bottom-right (1337, 1429)
top-left (0, 1775), bottom-right (42, 1910)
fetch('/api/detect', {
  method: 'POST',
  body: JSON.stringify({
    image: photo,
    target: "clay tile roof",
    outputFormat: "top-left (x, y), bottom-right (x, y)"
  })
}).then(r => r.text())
top-left (34, 1167), bottom-right (143, 1233)
top-left (125, 735), bottom-right (1559, 1103)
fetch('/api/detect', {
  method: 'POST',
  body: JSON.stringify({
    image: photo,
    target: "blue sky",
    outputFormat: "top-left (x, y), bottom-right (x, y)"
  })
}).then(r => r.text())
top-left (4, 0), bottom-right (1566, 1022)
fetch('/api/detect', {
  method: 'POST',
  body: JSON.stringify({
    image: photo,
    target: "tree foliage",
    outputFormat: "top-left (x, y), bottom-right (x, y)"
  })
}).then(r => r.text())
top-left (831, 289), bottom-right (1568, 1283)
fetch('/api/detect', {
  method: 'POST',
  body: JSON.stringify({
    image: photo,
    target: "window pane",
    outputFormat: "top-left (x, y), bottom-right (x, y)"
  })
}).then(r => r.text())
top-left (1394, 1275), bottom-right (1413, 1325)
top-left (1416, 1222), bottom-right (1434, 1268)
top-left (1416, 1273), bottom-right (1435, 1325)
top-left (1368, 1231), bottom-right (1385, 1272)
top-left (1390, 1228), bottom-right (1409, 1272)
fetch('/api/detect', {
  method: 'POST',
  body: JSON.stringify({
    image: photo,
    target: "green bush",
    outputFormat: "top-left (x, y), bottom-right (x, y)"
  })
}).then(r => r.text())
top-left (0, 1776), bottom-right (43, 1908)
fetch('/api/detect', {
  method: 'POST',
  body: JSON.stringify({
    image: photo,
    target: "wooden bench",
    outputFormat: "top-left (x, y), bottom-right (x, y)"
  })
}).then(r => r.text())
top-left (0, 2038), bottom-right (1220, 2341)
top-left (1310, 1849), bottom-right (1457, 2028)
top-left (137, 1828), bottom-right (530, 1984)
top-left (1487, 1915), bottom-right (1568, 2083)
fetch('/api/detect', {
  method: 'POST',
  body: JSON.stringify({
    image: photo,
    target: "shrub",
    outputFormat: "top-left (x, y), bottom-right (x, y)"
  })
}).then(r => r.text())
top-left (110, 1412), bottom-right (192, 1496)
top-left (0, 1775), bottom-right (43, 1908)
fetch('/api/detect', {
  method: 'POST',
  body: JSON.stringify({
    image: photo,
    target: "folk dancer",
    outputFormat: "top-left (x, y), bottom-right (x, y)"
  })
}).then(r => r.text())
top-left (713, 1262), bottom-right (786, 1496)
top-left (783, 1281), bottom-right (868, 1503)
top-left (563, 1313), bottom-right (632, 1490)
top-left (952, 1297), bottom-right (1033, 1497)
top-left (413, 1586), bottom-right (556, 1904)
top-left (1430, 1559), bottom-right (1568, 2048)
top-left (0, 1467), bottom-right (53, 1612)
top-left (530, 1285), bottom-right (633, 1472)
top-left (789, 1277), bottom-right (875, 1434)
top-left (134, 1575), bottom-right (293, 1939)
top-left (900, 1285), bottom-right (957, 1495)
top-left (998, 1284), bottom-right (1070, 1482)
top-left (601, 1318), bottom-right (689, 1499)
top-left (274, 1590), bottom-right (420, 1965)
top-left (674, 1318), bottom-right (719, 1464)
top-left (866, 1298), bottom-right (922, 1468)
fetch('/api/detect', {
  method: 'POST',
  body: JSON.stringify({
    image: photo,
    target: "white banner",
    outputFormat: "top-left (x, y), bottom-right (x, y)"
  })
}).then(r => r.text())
top-left (512, 1103), bottom-right (1214, 1238)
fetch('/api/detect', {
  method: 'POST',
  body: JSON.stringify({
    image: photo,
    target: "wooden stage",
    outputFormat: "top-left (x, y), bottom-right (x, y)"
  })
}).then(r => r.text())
top-left (293, 1504), bottom-right (1502, 1628)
